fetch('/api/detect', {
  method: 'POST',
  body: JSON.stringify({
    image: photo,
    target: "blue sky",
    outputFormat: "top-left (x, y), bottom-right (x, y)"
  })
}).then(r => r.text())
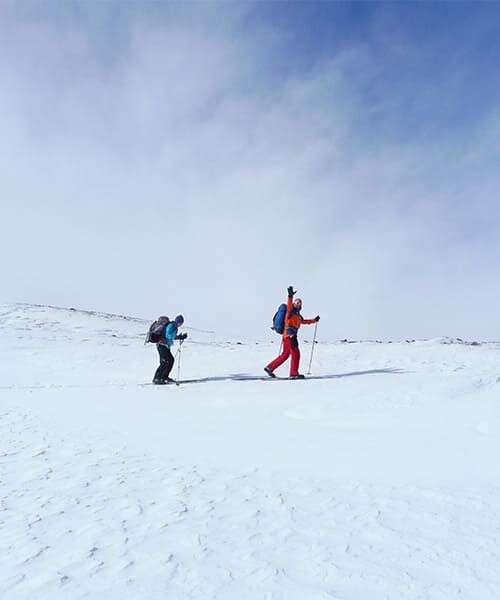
top-left (1, 1), bottom-right (499, 340)
top-left (254, 2), bottom-right (500, 136)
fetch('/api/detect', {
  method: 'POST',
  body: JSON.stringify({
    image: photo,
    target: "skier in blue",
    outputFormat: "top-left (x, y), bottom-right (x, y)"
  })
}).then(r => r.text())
top-left (153, 315), bottom-right (187, 384)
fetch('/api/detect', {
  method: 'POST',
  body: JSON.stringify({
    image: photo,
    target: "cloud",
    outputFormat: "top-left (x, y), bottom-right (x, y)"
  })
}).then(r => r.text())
top-left (1, 3), bottom-right (499, 341)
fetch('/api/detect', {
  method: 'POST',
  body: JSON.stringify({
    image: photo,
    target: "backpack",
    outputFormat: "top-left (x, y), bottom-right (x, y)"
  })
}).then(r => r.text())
top-left (271, 304), bottom-right (287, 335)
top-left (145, 316), bottom-right (170, 344)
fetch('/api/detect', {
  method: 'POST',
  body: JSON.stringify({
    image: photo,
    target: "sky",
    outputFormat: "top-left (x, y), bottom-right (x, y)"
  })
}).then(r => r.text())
top-left (1, 0), bottom-right (500, 341)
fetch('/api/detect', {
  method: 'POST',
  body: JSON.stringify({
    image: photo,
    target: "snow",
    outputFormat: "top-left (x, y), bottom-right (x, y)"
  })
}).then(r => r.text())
top-left (1, 303), bottom-right (500, 599)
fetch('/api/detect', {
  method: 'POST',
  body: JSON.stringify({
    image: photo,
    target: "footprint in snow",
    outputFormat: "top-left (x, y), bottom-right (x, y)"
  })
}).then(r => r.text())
top-left (283, 410), bottom-right (306, 421)
top-left (475, 422), bottom-right (497, 436)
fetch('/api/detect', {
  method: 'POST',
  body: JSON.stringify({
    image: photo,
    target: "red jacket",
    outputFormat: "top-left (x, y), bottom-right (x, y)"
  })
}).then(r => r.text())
top-left (284, 296), bottom-right (316, 337)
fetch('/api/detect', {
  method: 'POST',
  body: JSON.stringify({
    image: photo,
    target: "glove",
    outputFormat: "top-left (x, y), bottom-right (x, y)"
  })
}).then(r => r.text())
top-left (315, 315), bottom-right (320, 322)
top-left (176, 332), bottom-right (188, 340)
top-left (287, 286), bottom-right (296, 298)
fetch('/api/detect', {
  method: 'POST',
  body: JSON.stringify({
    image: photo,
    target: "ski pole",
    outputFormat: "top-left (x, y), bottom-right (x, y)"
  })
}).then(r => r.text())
top-left (176, 339), bottom-right (184, 382)
top-left (307, 322), bottom-right (318, 374)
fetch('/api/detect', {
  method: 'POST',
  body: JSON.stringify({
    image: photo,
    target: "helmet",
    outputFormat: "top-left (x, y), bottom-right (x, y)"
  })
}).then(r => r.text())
top-left (175, 314), bottom-right (184, 325)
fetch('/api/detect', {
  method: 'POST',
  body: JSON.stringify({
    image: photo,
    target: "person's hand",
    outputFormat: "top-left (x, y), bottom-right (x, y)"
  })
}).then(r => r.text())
top-left (181, 332), bottom-right (188, 340)
top-left (287, 286), bottom-right (296, 297)
top-left (315, 315), bottom-right (320, 322)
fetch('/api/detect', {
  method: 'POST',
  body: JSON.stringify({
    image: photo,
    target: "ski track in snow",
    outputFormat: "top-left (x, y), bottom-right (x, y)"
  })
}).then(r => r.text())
top-left (1, 304), bottom-right (500, 599)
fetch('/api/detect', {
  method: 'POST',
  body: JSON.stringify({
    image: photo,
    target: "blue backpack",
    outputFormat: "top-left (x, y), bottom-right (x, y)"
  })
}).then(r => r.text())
top-left (272, 304), bottom-right (287, 334)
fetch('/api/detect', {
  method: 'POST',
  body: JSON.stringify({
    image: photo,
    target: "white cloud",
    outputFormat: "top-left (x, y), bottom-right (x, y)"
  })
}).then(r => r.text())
top-left (1, 4), bottom-right (499, 340)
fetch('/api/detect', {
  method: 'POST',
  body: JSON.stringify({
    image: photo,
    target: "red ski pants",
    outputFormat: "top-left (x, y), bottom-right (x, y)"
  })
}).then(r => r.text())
top-left (267, 336), bottom-right (300, 376)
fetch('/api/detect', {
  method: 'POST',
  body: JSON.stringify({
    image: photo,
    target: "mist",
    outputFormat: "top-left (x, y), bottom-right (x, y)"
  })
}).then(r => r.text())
top-left (1, 2), bottom-right (499, 340)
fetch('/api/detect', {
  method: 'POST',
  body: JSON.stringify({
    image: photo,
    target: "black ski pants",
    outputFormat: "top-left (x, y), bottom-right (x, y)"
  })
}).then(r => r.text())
top-left (154, 344), bottom-right (175, 381)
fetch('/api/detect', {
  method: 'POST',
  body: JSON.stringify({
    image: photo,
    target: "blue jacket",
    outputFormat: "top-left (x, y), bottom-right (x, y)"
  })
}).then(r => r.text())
top-left (158, 322), bottom-right (178, 348)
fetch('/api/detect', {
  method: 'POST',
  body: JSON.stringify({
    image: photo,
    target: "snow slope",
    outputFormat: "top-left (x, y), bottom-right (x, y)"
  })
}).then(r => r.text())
top-left (1, 303), bottom-right (500, 599)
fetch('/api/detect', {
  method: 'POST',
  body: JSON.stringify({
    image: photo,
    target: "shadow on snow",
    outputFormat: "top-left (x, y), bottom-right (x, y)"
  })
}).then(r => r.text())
top-left (177, 368), bottom-right (405, 385)
top-left (0, 369), bottom-right (406, 391)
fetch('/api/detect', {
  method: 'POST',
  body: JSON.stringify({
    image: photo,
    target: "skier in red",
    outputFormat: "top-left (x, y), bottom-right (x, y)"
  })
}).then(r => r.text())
top-left (265, 286), bottom-right (319, 379)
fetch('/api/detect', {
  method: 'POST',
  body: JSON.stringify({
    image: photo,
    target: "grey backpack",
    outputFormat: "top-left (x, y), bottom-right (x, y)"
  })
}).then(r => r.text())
top-left (145, 316), bottom-right (170, 344)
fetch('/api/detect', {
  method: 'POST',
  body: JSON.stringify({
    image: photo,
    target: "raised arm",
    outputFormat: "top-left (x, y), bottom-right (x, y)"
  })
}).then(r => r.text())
top-left (287, 286), bottom-right (296, 312)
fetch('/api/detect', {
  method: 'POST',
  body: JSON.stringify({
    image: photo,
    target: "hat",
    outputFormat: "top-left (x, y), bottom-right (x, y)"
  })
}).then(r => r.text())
top-left (175, 314), bottom-right (184, 325)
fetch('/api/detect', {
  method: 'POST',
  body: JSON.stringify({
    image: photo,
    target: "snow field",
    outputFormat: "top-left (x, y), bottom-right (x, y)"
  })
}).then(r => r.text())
top-left (1, 304), bottom-right (500, 599)
top-left (2, 405), bottom-right (500, 600)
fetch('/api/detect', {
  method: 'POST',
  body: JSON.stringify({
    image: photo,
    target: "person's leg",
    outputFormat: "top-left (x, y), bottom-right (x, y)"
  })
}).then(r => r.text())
top-left (154, 345), bottom-right (167, 381)
top-left (289, 336), bottom-right (301, 376)
top-left (267, 337), bottom-right (291, 372)
top-left (154, 345), bottom-right (172, 382)
top-left (161, 347), bottom-right (175, 380)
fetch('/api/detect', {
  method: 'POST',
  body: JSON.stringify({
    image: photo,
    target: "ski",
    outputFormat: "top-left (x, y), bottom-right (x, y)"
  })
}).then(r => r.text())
top-left (140, 375), bottom-right (305, 387)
